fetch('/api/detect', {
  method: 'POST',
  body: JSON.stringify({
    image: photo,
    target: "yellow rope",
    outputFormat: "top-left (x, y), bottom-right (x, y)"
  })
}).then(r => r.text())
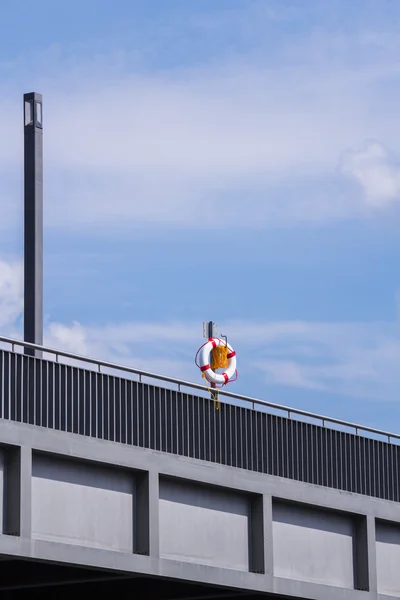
top-left (202, 373), bottom-right (220, 410)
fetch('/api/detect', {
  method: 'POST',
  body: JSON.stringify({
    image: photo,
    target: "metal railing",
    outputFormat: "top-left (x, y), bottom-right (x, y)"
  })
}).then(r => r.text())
top-left (0, 334), bottom-right (398, 445)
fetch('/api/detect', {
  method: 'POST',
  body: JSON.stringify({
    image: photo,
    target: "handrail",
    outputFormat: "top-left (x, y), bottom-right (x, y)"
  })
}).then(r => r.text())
top-left (0, 334), bottom-right (398, 444)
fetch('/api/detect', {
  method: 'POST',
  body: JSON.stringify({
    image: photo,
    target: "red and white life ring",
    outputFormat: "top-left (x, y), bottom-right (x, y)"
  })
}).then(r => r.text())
top-left (198, 338), bottom-right (237, 386)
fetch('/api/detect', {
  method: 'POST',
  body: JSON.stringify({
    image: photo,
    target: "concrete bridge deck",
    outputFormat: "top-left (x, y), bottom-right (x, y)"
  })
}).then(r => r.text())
top-left (0, 337), bottom-right (399, 599)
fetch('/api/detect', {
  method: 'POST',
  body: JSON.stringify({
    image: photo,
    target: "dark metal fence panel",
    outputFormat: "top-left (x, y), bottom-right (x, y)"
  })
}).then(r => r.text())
top-left (0, 350), bottom-right (399, 502)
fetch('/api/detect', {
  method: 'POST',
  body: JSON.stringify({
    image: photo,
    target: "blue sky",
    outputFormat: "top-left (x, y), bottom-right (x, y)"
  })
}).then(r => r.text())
top-left (1, 0), bottom-right (400, 432)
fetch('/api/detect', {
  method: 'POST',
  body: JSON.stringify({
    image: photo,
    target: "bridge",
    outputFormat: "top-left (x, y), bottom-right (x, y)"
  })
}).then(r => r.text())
top-left (0, 335), bottom-right (399, 599)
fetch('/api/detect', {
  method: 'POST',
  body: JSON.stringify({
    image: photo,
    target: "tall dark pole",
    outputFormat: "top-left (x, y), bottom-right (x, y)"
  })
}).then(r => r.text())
top-left (23, 92), bottom-right (43, 357)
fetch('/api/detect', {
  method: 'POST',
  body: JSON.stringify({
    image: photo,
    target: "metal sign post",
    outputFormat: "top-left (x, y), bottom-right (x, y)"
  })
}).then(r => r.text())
top-left (203, 321), bottom-right (218, 339)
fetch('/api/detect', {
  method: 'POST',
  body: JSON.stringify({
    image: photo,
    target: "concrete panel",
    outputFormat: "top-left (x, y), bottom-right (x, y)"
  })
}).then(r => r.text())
top-left (376, 520), bottom-right (400, 597)
top-left (159, 478), bottom-right (250, 571)
top-left (272, 501), bottom-right (355, 589)
top-left (32, 454), bottom-right (135, 552)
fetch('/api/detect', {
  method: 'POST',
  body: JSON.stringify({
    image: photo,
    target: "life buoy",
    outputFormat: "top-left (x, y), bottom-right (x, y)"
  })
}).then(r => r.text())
top-left (198, 338), bottom-right (237, 385)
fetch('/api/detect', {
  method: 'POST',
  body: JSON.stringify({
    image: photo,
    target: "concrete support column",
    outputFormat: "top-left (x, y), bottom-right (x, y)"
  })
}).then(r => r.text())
top-left (249, 494), bottom-right (264, 573)
top-left (5, 446), bottom-right (32, 538)
top-left (353, 514), bottom-right (377, 593)
top-left (148, 470), bottom-right (160, 558)
top-left (136, 470), bottom-right (159, 557)
top-left (263, 494), bottom-right (274, 576)
top-left (365, 515), bottom-right (377, 593)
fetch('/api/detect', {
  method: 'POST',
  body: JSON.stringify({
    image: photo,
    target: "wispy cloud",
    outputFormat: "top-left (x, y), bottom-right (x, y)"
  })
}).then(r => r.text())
top-left (19, 317), bottom-right (400, 402)
top-left (1, 257), bottom-right (399, 401)
top-left (0, 258), bottom-right (23, 329)
top-left (2, 16), bottom-right (400, 232)
top-left (251, 321), bottom-right (400, 401)
top-left (341, 140), bottom-right (400, 208)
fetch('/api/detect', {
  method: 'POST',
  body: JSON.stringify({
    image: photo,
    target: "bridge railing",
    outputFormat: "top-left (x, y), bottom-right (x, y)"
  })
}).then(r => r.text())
top-left (0, 334), bottom-right (397, 445)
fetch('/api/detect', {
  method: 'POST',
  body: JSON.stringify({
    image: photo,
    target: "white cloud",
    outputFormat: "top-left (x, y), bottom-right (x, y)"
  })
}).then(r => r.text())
top-left (28, 318), bottom-right (400, 401)
top-left (0, 254), bottom-right (399, 402)
top-left (2, 23), bottom-right (400, 231)
top-left (0, 258), bottom-right (23, 329)
top-left (341, 140), bottom-right (400, 207)
top-left (0, 256), bottom-right (399, 403)
top-left (41, 321), bottom-right (195, 382)
top-left (251, 320), bottom-right (400, 401)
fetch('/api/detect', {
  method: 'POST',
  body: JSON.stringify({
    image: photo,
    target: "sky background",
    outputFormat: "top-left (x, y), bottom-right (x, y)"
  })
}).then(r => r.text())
top-left (1, 0), bottom-right (400, 431)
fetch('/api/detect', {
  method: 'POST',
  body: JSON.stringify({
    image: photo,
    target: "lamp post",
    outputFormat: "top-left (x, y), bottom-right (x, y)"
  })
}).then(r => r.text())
top-left (23, 93), bottom-right (43, 357)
